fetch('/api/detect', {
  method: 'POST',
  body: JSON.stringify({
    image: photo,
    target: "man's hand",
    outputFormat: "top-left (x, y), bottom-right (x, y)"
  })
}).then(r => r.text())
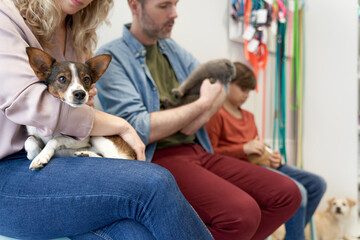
top-left (86, 84), bottom-right (97, 107)
top-left (180, 79), bottom-right (225, 135)
top-left (198, 79), bottom-right (223, 108)
top-left (243, 137), bottom-right (265, 155)
top-left (269, 150), bottom-right (282, 169)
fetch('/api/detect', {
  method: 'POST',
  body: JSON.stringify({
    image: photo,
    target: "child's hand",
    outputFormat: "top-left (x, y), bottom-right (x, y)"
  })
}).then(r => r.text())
top-left (269, 151), bottom-right (282, 169)
top-left (244, 137), bottom-right (265, 155)
top-left (87, 84), bottom-right (98, 107)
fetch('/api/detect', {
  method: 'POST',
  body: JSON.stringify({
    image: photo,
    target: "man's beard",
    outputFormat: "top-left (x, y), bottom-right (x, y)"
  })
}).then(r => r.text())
top-left (141, 11), bottom-right (175, 40)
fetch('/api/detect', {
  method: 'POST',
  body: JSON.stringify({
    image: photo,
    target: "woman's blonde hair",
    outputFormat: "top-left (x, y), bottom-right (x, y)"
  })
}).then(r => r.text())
top-left (13, 0), bottom-right (113, 59)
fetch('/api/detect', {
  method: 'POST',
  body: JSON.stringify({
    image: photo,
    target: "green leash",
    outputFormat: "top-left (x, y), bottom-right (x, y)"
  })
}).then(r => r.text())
top-left (273, 19), bottom-right (287, 163)
top-left (290, 0), bottom-right (301, 110)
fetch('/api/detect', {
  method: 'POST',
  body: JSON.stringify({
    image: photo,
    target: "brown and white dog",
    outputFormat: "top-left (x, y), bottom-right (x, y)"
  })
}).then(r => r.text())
top-left (25, 47), bottom-right (136, 170)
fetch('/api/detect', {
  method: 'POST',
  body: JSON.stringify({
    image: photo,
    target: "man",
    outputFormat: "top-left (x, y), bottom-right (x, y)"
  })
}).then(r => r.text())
top-left (96, 0), bottom-right (301, 239)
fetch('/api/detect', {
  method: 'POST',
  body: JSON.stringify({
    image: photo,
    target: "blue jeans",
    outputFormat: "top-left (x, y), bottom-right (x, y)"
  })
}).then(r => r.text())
top-left (0, 150), bottom-right (213, 240)
top-left (266, 164), bottom-right (327, 240)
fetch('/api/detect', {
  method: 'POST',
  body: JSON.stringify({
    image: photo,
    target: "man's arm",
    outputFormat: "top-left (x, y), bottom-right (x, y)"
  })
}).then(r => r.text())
top-left (149, 79), bottom-right (223, 143)
top-left (180, 86), bottom-right (226, 135)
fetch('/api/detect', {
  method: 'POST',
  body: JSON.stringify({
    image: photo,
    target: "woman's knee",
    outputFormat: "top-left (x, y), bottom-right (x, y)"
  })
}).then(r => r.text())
top-left (132, 163), bottom-right (181, 200)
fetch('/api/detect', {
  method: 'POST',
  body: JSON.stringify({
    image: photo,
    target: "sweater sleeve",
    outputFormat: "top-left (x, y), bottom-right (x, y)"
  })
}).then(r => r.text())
top-left (206, 111), bottom-right (247, 159)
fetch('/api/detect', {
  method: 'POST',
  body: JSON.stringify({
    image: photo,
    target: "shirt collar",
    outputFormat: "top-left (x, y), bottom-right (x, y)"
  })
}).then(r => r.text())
top-left (122, 23), bottom-right (146, 58)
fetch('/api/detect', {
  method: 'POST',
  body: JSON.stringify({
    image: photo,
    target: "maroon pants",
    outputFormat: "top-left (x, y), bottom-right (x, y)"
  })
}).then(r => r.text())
top-left (152, 144), bottom-right (301, 240)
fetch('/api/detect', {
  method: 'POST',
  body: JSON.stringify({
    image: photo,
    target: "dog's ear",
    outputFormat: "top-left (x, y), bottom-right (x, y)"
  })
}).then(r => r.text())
top-left (85, 54), bottom-right (112, 83)
top-left (327, 198), bottom-right (334, 206)
top-left (26, 47), bottom-right (56, 81)
top-left (346, 198), bottom-right (356, 207)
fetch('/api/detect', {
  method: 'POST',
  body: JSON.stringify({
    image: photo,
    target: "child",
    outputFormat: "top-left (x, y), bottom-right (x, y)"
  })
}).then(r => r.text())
top-left (206, 62), bottom-right (327, 239)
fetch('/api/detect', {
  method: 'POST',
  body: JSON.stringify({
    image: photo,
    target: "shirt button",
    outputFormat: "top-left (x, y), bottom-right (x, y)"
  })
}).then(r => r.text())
top-left (136, 52), bottom-right (140, 57)
top-left (141, 64), bottom-right (145, 68)
top-left (153, 87), bottom-right (157, 91)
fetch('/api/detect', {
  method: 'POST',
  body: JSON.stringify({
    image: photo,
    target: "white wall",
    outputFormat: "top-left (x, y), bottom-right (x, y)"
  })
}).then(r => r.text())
top-left (302, 0), bottom-right (359, 235)
top-left (96, 0), bottom-right (359, 235)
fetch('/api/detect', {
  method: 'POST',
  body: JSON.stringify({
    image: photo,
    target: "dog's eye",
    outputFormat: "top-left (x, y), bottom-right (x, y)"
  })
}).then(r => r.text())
top-left (83, 76), bottom-right (91, 85)
top-left (58, 76), bottom-right (67, 84)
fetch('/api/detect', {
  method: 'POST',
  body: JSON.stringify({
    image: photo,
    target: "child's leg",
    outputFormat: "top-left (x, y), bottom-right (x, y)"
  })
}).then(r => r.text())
top-left (277, 164), bottom-right (327, 224)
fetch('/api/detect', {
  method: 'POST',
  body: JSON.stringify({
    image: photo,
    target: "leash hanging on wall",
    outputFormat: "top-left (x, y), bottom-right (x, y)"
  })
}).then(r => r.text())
top-left (228, 0), bottom-right (305, 166)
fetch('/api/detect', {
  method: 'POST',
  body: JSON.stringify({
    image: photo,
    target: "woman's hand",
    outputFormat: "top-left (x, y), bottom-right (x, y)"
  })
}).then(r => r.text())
top-left (244, 137), bottom-right (265, 155)
top-left (269, 150), bottom-right (282, 169)
top-left (86, 84), bottom-right (97, 107)
top-left (119, 122), bottom-right (146, 161)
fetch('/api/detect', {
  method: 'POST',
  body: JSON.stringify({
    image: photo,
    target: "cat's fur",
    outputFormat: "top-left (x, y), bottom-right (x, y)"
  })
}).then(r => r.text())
top-left (161, 58), bottom-right (236, 108)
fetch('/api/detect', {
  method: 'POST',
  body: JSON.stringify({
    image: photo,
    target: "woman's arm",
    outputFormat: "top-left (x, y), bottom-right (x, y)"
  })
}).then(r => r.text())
top-left (91, 109), bottom-right (146, 161)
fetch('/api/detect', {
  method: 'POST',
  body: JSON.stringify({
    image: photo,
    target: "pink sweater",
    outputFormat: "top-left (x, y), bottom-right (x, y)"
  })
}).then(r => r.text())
top-left (0, 0), bottom-right (95, 159)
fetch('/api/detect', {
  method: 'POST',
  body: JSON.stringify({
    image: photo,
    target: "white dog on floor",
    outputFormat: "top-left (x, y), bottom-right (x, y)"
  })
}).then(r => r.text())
top-left (305, 198), bottom-right (356, 240)
top-left (271, 197), bottom-right (357, 240)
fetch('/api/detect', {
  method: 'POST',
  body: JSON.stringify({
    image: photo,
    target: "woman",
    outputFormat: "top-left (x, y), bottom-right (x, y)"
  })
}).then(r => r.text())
top-left (0, 0), bottom-right (213, 239)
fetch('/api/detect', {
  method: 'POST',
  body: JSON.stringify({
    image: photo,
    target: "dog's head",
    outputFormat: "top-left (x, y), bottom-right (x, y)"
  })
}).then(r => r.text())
top-left (327, 198), bottom-right (356, 220)
top-left (26, 47), bottom-right (112, 107)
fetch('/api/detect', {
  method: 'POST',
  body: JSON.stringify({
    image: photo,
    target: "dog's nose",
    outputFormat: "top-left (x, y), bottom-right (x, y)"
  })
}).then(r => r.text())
top-left (335, 207), bottom-right (342, 214)
top-left (73, 90), bottom-right (86, 101)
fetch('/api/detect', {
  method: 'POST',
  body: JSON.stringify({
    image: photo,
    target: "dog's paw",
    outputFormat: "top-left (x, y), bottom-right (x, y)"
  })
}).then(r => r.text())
top-left (171, 88), bottom-right (183, 99)
top-left (24, 136), bottom-right (42, 160)
top-left (29, 153), bottom-right (51, 170)
top-left (26, 149), bottom-right (41, 161)
top-left (29, 159), bottom-right (45, 170)
top-left (74, 150), bottom-right (102, 158)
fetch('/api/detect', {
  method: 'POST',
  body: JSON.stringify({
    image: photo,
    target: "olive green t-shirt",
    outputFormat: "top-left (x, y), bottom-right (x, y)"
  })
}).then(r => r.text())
top-left (144, 44), bottom-right (195, 149)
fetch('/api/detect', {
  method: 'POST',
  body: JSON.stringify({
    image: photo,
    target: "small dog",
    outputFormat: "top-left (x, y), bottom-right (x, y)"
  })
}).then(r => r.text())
top-left (304, 197), bottom-right (356, 240)
top-left (247, 144), bottom-right (273, 167)
top-left (161, 58), bottom-right (236, 108)
top-left (25, 47), bottom-right (136, 170)
top-left (271, 197), bottom-right (357, 240)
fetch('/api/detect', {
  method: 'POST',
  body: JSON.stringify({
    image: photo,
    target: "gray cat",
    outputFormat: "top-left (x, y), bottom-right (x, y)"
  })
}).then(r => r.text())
top-left (161, 58), bottom-right (236, 109)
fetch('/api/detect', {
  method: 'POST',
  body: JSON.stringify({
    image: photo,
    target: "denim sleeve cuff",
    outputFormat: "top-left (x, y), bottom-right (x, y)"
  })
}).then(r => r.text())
top-left (131, 111), bottom-right (151, 145)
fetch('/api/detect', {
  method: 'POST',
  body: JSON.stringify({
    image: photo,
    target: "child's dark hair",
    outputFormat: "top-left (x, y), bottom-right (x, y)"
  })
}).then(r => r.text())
top-left (232, 62), bottom-right (257, 90)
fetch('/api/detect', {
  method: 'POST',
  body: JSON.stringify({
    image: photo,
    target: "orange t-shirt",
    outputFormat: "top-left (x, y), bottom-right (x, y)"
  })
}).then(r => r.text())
top-left (206, 106), bottom-right (258, 160)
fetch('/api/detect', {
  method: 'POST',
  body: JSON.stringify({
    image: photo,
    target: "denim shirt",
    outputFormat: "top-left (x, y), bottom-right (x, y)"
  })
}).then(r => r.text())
top-left (96, 24), bottom-right (213, 161)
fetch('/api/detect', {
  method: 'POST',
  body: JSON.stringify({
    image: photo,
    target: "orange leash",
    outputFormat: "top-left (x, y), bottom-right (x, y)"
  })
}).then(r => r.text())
top-left (244, 0), bottom-right (253, 61)
top-left (249, 43), bottom-right (268, 140)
